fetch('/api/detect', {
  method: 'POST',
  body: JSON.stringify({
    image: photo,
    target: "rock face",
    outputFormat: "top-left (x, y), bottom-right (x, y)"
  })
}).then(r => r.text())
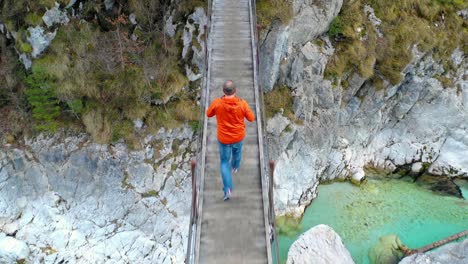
top-left (286, 224), bottom-right (354, 264)
top-left (0, 126), bottom-right (195, 263)
top-left (262, 0), bottom-right (468, 217)
top-left (259, 0), bottom-right (343, 91)
top-left (182, 7), bottom-right (208, 82)
top-left (399, 239), bottom-right (468, 264)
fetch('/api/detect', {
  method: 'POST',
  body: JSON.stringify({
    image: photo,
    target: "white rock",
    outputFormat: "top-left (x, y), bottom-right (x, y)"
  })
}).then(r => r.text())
top-left (411, 162), bottom-right (423, 174)
top-left (2, 222), bottom-right (19, 235)
top-left (66, 0), bottom-right (78, 9)
top-left (19, 53), bottom-right (32, 69)
top-left (457, 9), bottom-right (468, 20)
top-left (287, 225), bottom-right (355, 264)
top-left (351, 168), bottom-right (365, 183)
top-left (104, 0), bottom-right (114, 11)
top-left (27, 26), bottom-right (57, 58)
top-left (43, 3), bottom-right (70, 28)
top-left (133, 119), bottom-right (144, 129)
top-left (129, 13), bottom-right (137, 25)
top-left (164, 15), bottom-right (176, 37)
top-left (266, 114), bottom-right (291, 137)
top-left (0, 236), bottom-right (30, 260)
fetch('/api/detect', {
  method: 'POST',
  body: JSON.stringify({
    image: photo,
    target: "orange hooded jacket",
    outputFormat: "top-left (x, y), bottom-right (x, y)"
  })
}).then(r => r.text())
top-left (206, 96), bottom-right (255, 144)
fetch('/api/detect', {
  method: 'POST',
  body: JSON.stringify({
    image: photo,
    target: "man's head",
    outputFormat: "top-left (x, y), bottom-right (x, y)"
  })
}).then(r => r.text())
top-left (223, 80), bottom-right (236, 96)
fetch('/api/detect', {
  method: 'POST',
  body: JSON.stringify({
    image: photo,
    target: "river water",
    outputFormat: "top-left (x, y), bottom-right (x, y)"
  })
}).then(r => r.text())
top-left (277, 178), bottom-right (468, 264)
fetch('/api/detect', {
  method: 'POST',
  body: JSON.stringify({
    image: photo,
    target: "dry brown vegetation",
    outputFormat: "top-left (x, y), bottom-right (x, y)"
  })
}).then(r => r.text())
top-left (325, 0), bottom-right (467, 87)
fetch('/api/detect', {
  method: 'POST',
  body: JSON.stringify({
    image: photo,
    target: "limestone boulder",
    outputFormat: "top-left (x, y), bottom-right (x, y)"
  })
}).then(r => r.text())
top-left (287, 225), bottom-right (354, 264)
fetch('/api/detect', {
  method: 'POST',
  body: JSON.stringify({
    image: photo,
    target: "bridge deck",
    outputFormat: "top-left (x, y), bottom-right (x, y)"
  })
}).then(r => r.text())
top-left (196, 0), bottom-right (270, 263)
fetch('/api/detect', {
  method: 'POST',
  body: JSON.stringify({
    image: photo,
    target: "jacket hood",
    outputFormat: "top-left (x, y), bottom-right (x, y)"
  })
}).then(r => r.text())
top-left (221, 97), bottom-right (241, 113)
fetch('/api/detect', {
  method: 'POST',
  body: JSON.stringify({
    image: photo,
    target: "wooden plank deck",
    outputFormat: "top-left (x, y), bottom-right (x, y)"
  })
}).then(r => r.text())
top-left (194, 0), bottom-right (271, 263)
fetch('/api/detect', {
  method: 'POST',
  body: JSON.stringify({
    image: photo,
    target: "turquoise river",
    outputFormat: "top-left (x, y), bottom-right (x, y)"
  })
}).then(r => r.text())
top-left (277, 178), bottom-right (468, 264)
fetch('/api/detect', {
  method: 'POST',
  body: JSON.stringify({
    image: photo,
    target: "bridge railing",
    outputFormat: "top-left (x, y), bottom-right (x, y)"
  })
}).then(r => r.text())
top-left (249, 1), bottom-right (280, 263)
top-left (186, 0), bottom-right (213, 262)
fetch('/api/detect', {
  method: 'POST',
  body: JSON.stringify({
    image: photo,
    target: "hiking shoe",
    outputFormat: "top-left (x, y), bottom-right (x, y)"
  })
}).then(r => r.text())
top-left (223, 188), bottom-right (231, 201)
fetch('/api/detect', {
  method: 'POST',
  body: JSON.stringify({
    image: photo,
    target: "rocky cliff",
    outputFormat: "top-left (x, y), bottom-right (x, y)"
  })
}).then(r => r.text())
top-left (0, 127), bottom-right (194, 263)
top-left (260, 0), bottom-right (468, 216)
top-left (0, 1), bottom-right (207, 261)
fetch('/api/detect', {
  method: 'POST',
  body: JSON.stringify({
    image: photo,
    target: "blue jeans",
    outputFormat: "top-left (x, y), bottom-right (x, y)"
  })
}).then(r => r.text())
top-left (218, 140), bottom-right (243, 194)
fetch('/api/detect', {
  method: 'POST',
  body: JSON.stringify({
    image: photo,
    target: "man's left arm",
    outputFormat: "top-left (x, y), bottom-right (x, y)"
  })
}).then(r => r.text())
top-left (243, 100), bottom-right (255, 122)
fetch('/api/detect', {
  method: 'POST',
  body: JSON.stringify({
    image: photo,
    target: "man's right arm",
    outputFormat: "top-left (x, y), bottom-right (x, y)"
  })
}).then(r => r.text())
top-left (206, 99), bottom-right (218, 117)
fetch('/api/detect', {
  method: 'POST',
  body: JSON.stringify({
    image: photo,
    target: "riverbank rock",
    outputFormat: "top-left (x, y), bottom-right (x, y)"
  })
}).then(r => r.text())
top-left (0, 126), bottom-right (195, 263)
top-left (399, 239), bottom-right (468, 264)
top-left (287, 225), bottom-right (355, 264)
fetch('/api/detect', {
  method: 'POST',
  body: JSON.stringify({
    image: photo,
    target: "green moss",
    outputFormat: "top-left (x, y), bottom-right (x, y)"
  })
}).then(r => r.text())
top-left (142, 190), bottom-right (159, 198)
top-left (25, 13), bottom-right (43, 26)
top-left (20, 42), bottom-right (33, 53)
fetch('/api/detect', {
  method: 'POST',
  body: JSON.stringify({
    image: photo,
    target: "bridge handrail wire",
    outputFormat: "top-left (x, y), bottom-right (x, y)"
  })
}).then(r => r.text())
top-left (249, 1), bottom-right (280, 263)
top-left (186, 0), bottom-right (213, 262)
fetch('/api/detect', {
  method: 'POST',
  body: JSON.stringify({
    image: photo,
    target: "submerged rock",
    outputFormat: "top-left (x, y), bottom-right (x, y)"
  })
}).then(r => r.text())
top-left (369, 235), bottom-right (405, 264)
top-left (287, 225), bottom-right (355, 264)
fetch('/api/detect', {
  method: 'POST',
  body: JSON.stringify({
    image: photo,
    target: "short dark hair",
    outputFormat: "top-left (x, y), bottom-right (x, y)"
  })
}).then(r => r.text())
top-left (223, 80), bottom-right (236, 95)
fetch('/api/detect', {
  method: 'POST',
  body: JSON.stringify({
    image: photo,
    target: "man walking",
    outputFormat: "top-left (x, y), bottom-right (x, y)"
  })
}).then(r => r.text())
top-left (206, 80), bottom-right (255, 201)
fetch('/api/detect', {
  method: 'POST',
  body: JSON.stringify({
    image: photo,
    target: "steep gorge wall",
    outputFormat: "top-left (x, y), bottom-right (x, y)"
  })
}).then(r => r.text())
top-left (260, 0), bottom-right (468, 216)
top-left (0, 1), bottom-right (207, 262)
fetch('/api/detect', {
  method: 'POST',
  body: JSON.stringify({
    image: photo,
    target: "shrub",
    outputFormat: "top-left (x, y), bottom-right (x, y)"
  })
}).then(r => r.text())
top-left (25, 66), bottom-right (60, 132)
top-left (329, 16), bottom-right (344, 37)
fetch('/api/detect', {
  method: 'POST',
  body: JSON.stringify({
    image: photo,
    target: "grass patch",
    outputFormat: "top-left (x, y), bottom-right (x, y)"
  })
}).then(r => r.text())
top-left (257, 0), bottom-right (293, 29)
top-left (264, 85), bottom-right (294, 119)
